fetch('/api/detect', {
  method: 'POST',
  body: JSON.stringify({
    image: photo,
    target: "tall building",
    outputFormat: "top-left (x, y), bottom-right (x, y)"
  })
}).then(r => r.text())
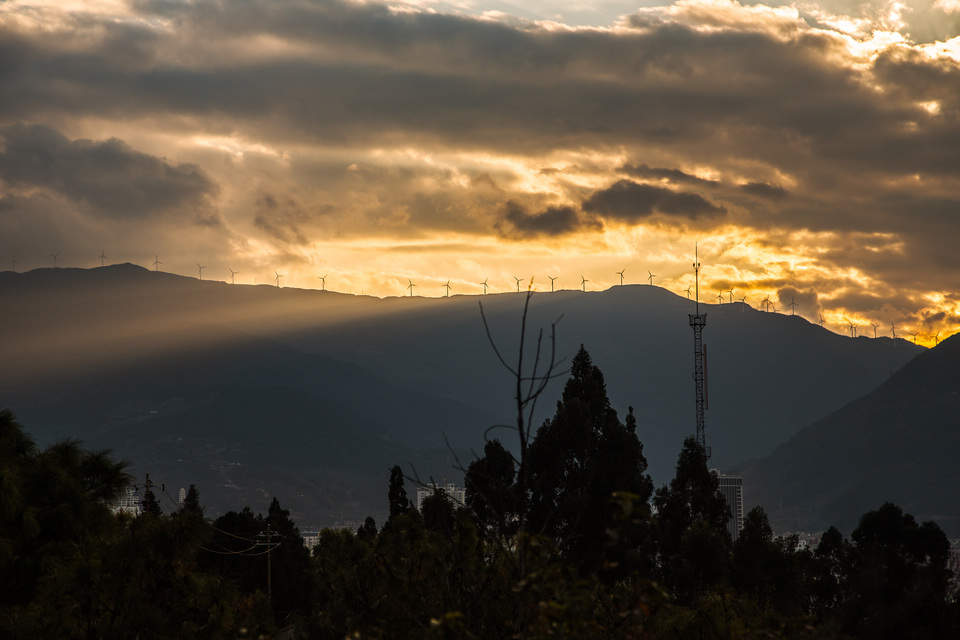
top-left (716, 474), bottom-right (744, 542)
top-left (416, 482), bottom-right (466, 511)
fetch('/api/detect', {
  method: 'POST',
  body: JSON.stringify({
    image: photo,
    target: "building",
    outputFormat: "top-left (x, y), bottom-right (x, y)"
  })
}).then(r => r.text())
top-left (716, 473), bottom-right (744, 542)
top-left (416, 482), bottom-right (466, 511)
top-left (111, 486), bottom-right (141, 516)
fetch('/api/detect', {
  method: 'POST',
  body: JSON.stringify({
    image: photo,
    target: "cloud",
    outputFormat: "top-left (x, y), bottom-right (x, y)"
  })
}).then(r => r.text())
top-left (582, 180), bottom-right (726, 221)
top-left (0, 123), bottom-right (220, 224)
top-left (496, 201), bottom-right (592, 237)
top-left (619, 163), bottom-right (720, 187)
top-left (740, 181), bottom-right (789, 199)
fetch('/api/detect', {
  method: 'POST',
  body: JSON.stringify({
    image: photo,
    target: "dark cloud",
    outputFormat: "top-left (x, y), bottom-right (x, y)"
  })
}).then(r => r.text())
top-left (496, 201), bottom-right (589, 237)
top-left (619, 163), bottom-right (719, 187)
top-left (0, 123), bottom-right (220, 223)
top-left (740, 181), bottom-right (789, 200)
top-left (581, 180), bottom-right (725, 221)
top-left (253, 193), bottom-right (310, 245)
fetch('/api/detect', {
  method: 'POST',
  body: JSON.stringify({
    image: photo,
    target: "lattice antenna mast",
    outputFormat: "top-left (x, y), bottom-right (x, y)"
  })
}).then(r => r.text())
top-left (689, 244), bottom-right (710, 460)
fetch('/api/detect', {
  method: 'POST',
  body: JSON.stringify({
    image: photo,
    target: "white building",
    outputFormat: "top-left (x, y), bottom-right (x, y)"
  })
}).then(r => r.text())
top-left (716, 473), bottom-right (744, 542)
top-left (111, 486), bottom-right (141, 516)
top-left (416, 482), bottom-right (466, 511)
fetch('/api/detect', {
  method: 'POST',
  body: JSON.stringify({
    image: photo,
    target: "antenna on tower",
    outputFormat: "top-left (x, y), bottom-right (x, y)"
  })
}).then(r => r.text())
top-left (548, 275), bottom-right (557, 292)
top-left (617, 269), bottom-right (625, 286)
top-left (689, 244), bottom-right (709, 460)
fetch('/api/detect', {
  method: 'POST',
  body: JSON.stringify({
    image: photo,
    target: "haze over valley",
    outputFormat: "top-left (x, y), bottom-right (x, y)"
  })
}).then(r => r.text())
top-left (5, 263), bottom-right (951, 533)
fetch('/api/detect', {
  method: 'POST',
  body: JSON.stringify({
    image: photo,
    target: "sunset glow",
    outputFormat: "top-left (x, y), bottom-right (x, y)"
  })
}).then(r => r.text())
top-left (1, 0), bottom-right (958, 347)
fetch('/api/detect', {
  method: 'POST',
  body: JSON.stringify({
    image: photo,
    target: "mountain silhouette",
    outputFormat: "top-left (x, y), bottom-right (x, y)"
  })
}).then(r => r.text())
top-left (0, 264), bottom-right (924, 525)
top-left (738, 332), bottom-right (960, 536)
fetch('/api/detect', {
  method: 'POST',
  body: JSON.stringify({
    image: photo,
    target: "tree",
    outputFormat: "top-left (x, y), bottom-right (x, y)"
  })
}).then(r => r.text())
top-left (464, 439), bottom-right (518, 539)
top-left (839, 502), bottom-right (955, 639)
top-left (653, 437), bottom-right (731, 604)
top-left (388, 465), bottom-right (412, 521)
top-left (525, 345), bottom-right (654, 577)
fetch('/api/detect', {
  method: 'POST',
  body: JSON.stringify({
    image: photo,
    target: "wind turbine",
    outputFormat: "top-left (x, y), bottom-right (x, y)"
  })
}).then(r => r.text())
top-left (818, 314), bottom-right (825, 327)
top-left (684, 286), bottom-right (692, 299)
top-left (51, 252), bottom-right (59, 268)
top-left (443, 280), bottom-right (452, 297)
top-left (871, 322), bottom-right (880, 338)
top-left (716, 293), bottom-right (724, 304)
top-left (761, 295), bottom-right (771, 312)
top-left (407, 279), bottom-right (416, 297)
top-left (935, 331), bottom-right (941, 345)
top-left (787, 296), bottom-right (797, 315)
top-left (229, 268), bottom-right (238, 284)
top-left (548, 276), bottom-right (557, 292)
top-left (727, 288), bottom-right (735, 303)
top-left (480, 278), bottom-right (488, 294)
top-left (8, 256), bottom-right (17, 272)
top-left (318, 275), bottom-right (327, 291)
top-left (153, 255), bottom-right (162, 272)
top-left (909, 331), bottom-right (918, 344)
top-left (891, 323), bottom-right (897, 339)
top-left (275, 271), bottom-right (283, 287)
top-left (99, 250), bottom-right (107, 267)
top-left (197, 263), bottom-right (206, 280)
top-left (617, 269), bottom-right (625, 286)
top-left (514, 276), bottom-right (521, 293)
top-left (580, 275), bottom-right (588, 291)
top-left (648, 270), bottom-right (656, 286)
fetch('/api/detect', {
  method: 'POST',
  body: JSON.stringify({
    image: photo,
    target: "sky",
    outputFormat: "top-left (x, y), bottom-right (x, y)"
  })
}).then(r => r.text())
top-left (1, 0), bottom-right (959, 345)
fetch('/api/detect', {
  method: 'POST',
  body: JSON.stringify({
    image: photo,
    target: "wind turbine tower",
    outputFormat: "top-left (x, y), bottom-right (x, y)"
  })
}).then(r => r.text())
top-left (689, 245), bottom-right (709, 460)
top-left (548, 276), bottom-right (557, 292)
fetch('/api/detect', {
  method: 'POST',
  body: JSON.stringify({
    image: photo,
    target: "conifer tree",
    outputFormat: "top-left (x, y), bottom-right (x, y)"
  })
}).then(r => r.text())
top-left (525, 345), bottom-right (654, 576)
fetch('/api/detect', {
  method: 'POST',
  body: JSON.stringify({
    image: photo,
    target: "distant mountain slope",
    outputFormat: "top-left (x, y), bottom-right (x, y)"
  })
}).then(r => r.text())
top-left (0, 264), bottom-right (925, 524)
top-left (282, 282), bottom-right (920, 481)
top-left (738, 333), bottom-right (960, 537)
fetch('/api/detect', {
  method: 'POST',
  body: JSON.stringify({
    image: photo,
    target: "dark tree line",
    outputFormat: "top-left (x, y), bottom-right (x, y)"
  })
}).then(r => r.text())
top-left (307, 346), bottom-right (959, 639)
top-left (0, 407), bottom-right (314, 638)
top-left (3, 339), bottom-right (959, 638)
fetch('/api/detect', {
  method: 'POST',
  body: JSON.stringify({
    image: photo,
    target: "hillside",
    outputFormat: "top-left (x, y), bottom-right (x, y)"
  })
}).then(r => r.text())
top-left (0, 264), bottom-right (924, 524)
top-left (738, 333), bottom-right (960, 537)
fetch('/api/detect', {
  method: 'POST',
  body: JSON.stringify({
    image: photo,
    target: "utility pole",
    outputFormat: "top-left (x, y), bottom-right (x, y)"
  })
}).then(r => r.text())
top-left (689, 245), bottom-right (710, 460)
top-left (257, 524), bottom-right (280, 609)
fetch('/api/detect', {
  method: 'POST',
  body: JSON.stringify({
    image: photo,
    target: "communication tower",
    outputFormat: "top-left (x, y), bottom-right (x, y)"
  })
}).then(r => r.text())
top-left (689, 245), bottom-right (710, 460)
